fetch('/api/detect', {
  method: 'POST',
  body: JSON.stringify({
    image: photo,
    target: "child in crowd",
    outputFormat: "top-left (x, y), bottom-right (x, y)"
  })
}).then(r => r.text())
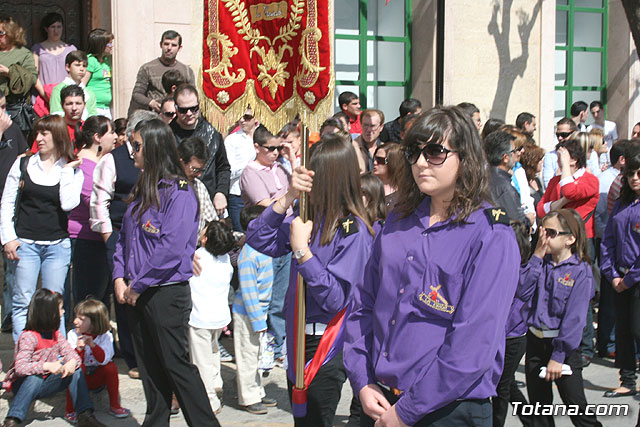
top-left (66, 299), bottom-right (130, 422)
top-left (48, 50), bottom-right (98, 119)
top-left (522, 209), bottom-right (601, 426)
top-left (360, 173), bottom-right (387, 233)
top-left (113, 118), bottom-right (127, 147)
top-left (188, 220), bottom-right (235, 414)
top-left (2, 290), bottom-right (104, 427)
top-left (232, 205), bottom-right (277, 415)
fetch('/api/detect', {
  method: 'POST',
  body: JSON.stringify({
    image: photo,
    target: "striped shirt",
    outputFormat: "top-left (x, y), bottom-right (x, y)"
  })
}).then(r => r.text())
top-left (607, 173), bottom-right (623, 215)
top-left (194, 178), bottom-right (217, 234)
top-left (232, 244), bottom-right (273, 333)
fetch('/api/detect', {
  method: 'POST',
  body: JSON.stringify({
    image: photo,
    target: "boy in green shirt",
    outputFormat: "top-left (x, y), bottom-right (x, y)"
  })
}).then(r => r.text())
top-left (49, 51), bottom-right (97, 119)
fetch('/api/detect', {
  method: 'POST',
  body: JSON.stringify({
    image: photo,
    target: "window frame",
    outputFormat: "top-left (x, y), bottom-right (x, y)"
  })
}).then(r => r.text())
top-left (334, 0), bottom-right (413, 109)
top-left (554, 1), bottom-right (608, 115)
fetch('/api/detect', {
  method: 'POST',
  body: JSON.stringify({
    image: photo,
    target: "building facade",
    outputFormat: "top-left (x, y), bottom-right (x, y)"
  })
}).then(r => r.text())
top-left (2, 0), bottom-right (637, 150)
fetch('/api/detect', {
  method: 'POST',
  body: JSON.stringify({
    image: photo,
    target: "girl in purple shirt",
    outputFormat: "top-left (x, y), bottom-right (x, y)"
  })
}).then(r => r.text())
top-left (522, 209), bottom-right (600, 426)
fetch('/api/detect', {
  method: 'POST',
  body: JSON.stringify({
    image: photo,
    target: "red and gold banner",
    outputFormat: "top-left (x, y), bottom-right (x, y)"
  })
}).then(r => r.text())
top-left (200, 0), bottom-right (333, 133)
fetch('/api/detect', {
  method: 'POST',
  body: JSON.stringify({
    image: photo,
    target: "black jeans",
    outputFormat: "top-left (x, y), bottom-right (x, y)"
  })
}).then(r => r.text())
top-left (493, 335), bottom-right (532, 427)
top-left (360, 389), bottom-right (491, 427)
top-left (613, 285), bottom-right (640, 389)
top-left (105, 229), bottom-right (137, 369)
top-left (127, 283), bottom-right (220, 427)
top-left (525, 332), bottom-right (601, 427)
top-left (287, 334), bottom-right (347, 427)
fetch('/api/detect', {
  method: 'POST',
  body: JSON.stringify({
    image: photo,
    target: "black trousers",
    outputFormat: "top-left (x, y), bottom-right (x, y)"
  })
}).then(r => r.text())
top-left (287, 334), bottom-right (347, 427)
top-left (493, 335), bottom-right (532, 427)
top-left (127, 283), bottom-right (220, 427)
top-left (613, 285), bottom-right (640, 389)
top-left (105, 229), bottom-right (137, 369)
top-left (525, 332), bottom-right (601, 427)
top-left (360, 388), bottom-right (491, 427)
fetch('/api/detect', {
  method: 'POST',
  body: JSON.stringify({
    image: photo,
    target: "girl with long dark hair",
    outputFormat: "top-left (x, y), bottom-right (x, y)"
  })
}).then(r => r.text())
top-left (245, 132), bottom-right (374, 426)
top-left (111, 119), bottom-right (219, 426)
top-left (68, 116), bottom-right (117, 305)
top-left (344, 106), bottom-right (521, 426)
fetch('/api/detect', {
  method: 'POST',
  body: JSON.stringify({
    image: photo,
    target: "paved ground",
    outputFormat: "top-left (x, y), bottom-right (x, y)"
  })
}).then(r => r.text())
top-left (0, 329), bottom-right (637, 426)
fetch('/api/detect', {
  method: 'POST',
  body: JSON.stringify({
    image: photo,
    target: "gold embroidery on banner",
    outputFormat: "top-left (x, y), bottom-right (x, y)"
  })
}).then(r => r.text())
top-left (223, 0), bottom-right (304, 96)
top-left (205, 0), bottom-right (245, 89)
top-left (297, 0), bottom-right (325, 89)
top-left (418, 285), bottom-right (455, 314)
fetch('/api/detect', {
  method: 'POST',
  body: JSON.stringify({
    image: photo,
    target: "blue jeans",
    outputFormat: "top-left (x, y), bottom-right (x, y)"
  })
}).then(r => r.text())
top-left (2, 251), bottom-right (14, 326)
top-left (268, 253), bottom-right (291, 359)
top-left (10, 239), bottom-right (71, 342)
top-left (7, 369), bottom-right (93, 422)
top-left (228, 194), bottom-right (244, 232)
top-left (72, 238), bottom-right (110, 306)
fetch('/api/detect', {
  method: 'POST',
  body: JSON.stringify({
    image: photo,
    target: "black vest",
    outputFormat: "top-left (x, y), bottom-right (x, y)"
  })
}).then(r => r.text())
top-left (15, 171), bottom-right (68, 241)
top-left (110, 145), bottom-right (140, 229)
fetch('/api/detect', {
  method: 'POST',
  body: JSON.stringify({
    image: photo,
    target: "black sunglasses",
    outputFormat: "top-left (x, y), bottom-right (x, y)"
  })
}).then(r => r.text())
top-left (242, 114), bottom-right (254, 121)
top-left (405, 143), bottom-right (457, 165)
top-left (133, 141), bottom-right (142, 152)
top-left (263, 145), bottom-right (284, 152)
top-left (176, 105), bottom-right (200, 114)
top-left (556, 132), bottom-right (573, 139)
top-left (544, 227), bottom-right (572, 239)
top-left (374, 156), bottom-right (388, 165)
top-left (162, 111), bottom-right (176, 118)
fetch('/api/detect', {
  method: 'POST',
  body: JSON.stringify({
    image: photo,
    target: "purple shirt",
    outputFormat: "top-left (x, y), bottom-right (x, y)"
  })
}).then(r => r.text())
top-left (112, 178), bottom-right (199, 294)
top-left (343, 197), bottom-right (520, 425)
top-left (521, 254), bottom-right (594, 363)
top-left (245, 204), bottom-right (373, 380)
top-left (505, 265), bottom-right (535, 338)
top-left (68, 159), bottom-right (101, 241)
top-left (31, 44), bottom-right (77, 86)
top-left (601, 198), bottom-right (640, 286)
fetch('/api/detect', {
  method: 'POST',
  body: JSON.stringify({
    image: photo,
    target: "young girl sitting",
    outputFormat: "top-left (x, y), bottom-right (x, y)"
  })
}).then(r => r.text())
top-left (188, 220), bottom-right (235, 414)
top-left (522, 209), bottom-right (602, 426)
top-left (2, 289), bottom-right (105, 427)
top-left (65, 299), bottom-right (130, 421)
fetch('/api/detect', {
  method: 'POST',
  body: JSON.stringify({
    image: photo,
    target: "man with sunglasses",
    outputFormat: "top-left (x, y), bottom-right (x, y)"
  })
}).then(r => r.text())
top-left (224, 108), bottom-right (257, 231)
top-left (484, 130), bottom-right (530, 228)
top-left (159, 97), bottom-right (176, 125)
top-left (170, 84), bottom-right (230, 217)
top-left (542, 117), bottom-right (577, 187)
top-left (127, 30), bottom-right (195, 116)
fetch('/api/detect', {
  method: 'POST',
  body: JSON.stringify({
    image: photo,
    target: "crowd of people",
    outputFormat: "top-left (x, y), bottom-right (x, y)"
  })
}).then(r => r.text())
top-left (1, 13), bottom-right (640, 427)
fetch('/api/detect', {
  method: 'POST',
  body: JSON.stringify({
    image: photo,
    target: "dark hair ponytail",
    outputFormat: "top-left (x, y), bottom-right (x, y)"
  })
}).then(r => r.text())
top-left (75, 115), bottom-right (112, 151)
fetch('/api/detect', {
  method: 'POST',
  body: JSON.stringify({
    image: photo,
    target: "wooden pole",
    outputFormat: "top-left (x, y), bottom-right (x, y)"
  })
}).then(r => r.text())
top-left (294, 124), bottom-right (309, 390)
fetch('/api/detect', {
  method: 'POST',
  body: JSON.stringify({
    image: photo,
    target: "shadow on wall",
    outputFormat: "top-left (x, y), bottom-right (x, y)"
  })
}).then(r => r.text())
top-left (487, 0), bottom-right (541, 121)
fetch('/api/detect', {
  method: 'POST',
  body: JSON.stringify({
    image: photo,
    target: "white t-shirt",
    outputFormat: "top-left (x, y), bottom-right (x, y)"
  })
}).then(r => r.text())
top-left (189, 247), bottom-right (234, 329)
top-left (67, 329), bottom-right (114, 367)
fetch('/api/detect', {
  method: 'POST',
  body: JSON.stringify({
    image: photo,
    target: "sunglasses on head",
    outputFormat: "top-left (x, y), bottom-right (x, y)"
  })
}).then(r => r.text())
top-left (544, 227), bottom-right (572, 239)
top-left (405, 142), bottom-right (456, 165)
top-left (263, 145), bottom-right (284, 152)
top-left (242, 114), bottom-right (254, 121)
top-left (162, 111), bottom-right (176, 118)
top-left (556, 132), bottom-right (573, 139)
top-left (133, 141), bottom-right (142, 152)
top-left (176, 105), bottom-right (200, 114)
top-left (374, 156), bottom-right (388, 165)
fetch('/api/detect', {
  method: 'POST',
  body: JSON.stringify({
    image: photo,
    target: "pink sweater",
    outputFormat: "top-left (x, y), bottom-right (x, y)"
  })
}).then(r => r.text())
top-left (3, 330), bottom-right (81, 389)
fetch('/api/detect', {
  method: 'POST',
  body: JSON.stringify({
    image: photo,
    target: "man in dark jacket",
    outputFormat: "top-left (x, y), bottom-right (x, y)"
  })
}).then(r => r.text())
top-left (170, 83), bottom-right (231, 216)
top-left (484, 130), bottom-right (530, 228)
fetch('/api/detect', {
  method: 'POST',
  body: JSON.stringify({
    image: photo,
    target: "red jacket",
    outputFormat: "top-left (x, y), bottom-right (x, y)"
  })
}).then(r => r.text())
top-left (536, 169), bottom-right (599, 238)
